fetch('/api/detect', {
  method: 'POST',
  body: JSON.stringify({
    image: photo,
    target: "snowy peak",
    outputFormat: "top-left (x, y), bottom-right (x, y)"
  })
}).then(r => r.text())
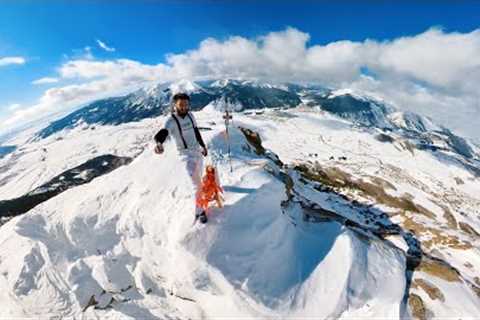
top-left (309, 90), bottom-right (393, 129)
top-left (328, 88), bottom-right (363, 100)
top-left (239, 79), bottom-right (277, 89)
top-left (210, 78), bottom-right (279, 89)
top-left (210, 78), bottom-right (239, 88)
top-left (169, 79), bottom-right (203, 94)
top-left (388, 111), bottom-right (439, 133)
top-left (137, 82), bottom-right (171, 98)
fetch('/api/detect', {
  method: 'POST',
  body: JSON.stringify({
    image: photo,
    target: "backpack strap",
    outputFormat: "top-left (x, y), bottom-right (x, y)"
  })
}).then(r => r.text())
top-left (171, 114), bottom-right (188, 149)
top-left (186, 112), bottom-right (196, 129)
top-left (187, 112), bottom-right (207, 149)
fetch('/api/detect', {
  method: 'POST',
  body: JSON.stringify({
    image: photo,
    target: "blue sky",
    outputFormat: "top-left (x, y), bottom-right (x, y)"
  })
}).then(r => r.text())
top-left (1, 1), bottom-right (480, 139)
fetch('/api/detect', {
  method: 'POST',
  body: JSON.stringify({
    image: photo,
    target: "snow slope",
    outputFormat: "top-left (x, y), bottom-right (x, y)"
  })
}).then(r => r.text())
top-left (0, 109), bottom-right (408, 319)
top-left (0, 107), bottom-right (479, 318)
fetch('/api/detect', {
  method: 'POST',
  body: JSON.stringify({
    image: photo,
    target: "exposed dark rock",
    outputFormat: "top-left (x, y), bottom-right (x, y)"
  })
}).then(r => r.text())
top-left (238, 126), bottom-right (266, 156)
top-left (375, 133), bottom-right (395, 143)
top-left (82, 295), bottom-right (98, 312)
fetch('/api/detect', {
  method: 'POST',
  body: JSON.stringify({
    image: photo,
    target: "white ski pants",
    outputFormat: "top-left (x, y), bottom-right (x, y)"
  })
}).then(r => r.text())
top-left (179, 150), bottom-right (204, 213)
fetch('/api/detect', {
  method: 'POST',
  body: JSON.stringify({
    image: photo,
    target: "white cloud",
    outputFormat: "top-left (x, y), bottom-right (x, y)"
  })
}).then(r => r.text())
top-left (0, 56), bottom-right (26, 67)
top-left (0, 63), bottom-right (170, 129)
top-left (96, 39), bottom-right (116, 52)
top-left (58, 59), bottom-right (169, 80)
top-left (2, 27), bottom-right (480, 141)
top-left (7, 103), bottom-right (21, 111)
top-left (32, 77), bottom-right (59, 85)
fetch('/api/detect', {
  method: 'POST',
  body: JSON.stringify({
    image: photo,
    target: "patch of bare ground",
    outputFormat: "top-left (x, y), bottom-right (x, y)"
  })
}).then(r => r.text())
top-left (417, 256), bottom-right (461, 282)
top-left (474, 277), bottom-right (480, 286)
top-left (470, 283), bottom-right (480, 299)
top-left (412, 278), bottom-right (445, 302)
top-left (403, 216), bottom-right (472, 250)
top-left (408, 293), bottom-right (427, 320)
top-left (294, 163), bottom-right (436, 220)
top-left (440, 206), bottom-right (458, 229)
top-left (459, 221), bottom-right (480, 238)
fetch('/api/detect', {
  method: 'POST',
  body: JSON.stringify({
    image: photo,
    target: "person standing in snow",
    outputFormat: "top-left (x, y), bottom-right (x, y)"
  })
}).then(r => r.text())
top-left (153, 93), bottom-right (209, 223)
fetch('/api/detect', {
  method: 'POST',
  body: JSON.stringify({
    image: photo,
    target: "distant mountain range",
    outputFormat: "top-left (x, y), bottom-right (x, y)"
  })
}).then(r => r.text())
top-left (32, 79), bottom-right (479, 166)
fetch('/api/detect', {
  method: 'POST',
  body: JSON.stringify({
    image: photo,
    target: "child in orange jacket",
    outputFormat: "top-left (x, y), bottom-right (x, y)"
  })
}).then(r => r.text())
top-left (196, 165), bottom-right (224, 217)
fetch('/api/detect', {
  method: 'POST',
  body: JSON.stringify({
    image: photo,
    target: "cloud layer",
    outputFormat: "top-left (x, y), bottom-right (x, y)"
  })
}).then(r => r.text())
top-left (32, 77), bottom-right (59, 85)
top-left (2, 27), bottom-right (480, 141)
top-left (0, 56), bottom-right (25, 67)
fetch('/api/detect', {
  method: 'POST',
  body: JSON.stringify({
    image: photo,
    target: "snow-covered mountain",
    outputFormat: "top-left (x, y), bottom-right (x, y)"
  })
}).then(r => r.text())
top-left (0, 79), bottom-right (479, 318)
top-left (33, 79), bottom-right (302, 140)
top-left (31, 79), bottom-right (478, 166)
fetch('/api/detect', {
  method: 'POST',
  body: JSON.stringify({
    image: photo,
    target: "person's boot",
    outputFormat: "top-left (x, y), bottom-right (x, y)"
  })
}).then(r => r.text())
top-left (198, 211), bottom-right (208, 224)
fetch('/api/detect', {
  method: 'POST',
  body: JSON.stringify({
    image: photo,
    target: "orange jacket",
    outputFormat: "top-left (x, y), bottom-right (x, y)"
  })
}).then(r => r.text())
top-left (196, 166), bottom-right (223, 210)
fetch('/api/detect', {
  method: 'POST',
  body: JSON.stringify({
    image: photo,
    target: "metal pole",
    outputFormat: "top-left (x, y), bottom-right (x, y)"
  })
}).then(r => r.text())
top-left (223, 99), bottom-right (233, 172)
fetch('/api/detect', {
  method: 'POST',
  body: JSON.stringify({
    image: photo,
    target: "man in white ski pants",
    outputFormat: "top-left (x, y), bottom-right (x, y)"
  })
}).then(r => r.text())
top-left (153, 93), bottom-right (209, 223)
